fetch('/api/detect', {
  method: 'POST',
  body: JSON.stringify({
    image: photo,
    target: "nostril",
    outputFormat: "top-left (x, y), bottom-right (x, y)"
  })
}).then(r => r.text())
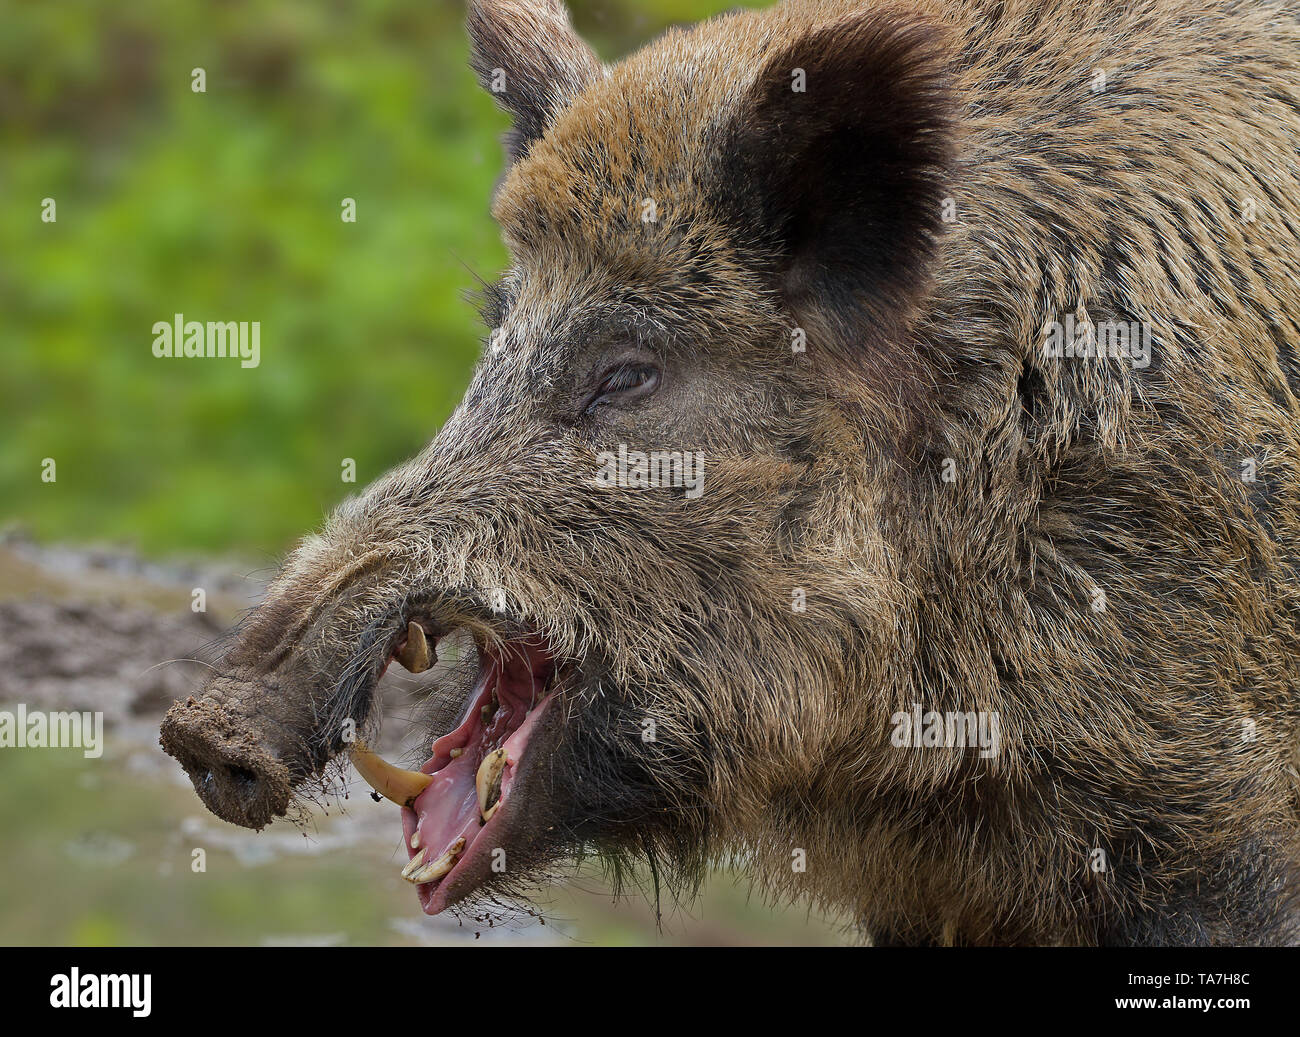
top-left (227, 765), bottom-right (262, 805)
top-left (190, 757), bottom-right (280, 826)
top-left (160, 697), bottom-right (295, 829)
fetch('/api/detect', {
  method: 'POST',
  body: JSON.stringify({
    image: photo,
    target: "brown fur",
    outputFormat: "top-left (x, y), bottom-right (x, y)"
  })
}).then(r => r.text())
top-left (162, 0), bottom-right (1300, 945)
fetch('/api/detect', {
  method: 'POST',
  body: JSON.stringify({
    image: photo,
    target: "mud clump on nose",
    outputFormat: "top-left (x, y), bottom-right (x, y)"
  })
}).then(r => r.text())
top-left (160, 695), bottom-right (294, 830)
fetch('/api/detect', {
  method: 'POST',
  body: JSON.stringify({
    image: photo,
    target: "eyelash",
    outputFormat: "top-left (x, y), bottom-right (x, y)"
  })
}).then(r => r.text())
top-left (586, 363), bottom-right (660, 413)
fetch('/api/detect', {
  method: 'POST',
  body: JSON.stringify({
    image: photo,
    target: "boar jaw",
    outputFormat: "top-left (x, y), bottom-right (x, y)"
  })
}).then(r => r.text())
top-left (395, 633), bottom-right (561, 914)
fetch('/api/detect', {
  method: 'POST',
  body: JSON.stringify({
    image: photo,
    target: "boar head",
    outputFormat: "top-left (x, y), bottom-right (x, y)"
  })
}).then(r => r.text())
top-left (162, 0), bottom-right (953, 919)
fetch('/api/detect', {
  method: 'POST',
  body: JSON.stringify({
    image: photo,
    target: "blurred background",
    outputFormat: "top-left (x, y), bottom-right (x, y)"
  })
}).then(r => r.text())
top-left (0, 0), bottom-right (845, 945)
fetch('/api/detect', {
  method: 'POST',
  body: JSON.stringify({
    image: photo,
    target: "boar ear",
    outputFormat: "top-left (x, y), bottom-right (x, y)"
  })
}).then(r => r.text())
top-left (720, 12), bottom-right (954, 360)
top-left (467, 0), bottom-right (604, 163)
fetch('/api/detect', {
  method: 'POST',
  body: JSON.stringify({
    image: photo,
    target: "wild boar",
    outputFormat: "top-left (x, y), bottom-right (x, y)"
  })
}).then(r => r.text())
top-left (162, 0), bottom-right (1300, 945)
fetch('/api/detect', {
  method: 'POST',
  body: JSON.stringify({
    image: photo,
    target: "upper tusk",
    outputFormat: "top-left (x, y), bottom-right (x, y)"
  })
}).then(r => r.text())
top-left (476, 748), bottom-right (508, 820)
top-left (350, 740), bottom-right (433, 808)
top-left (395, 620), bottom-right (432, 673)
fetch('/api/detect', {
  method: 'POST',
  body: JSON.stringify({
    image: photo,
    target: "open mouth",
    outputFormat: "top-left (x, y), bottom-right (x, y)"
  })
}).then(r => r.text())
top-left (351, 621), bottom-right (561, 915)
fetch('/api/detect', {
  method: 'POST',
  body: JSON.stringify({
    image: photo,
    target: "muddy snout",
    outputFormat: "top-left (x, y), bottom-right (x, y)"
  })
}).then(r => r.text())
top-left (160, 680), bottom-right (303, 830)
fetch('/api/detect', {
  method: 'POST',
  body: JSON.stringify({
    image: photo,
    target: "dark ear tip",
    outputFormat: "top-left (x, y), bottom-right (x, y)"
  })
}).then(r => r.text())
top-left (757, 11), bottom-right (953, 114)
top-left (726, 8), bottom-right (956, 217)
top-left (711, 8), bottom-right (957, 365)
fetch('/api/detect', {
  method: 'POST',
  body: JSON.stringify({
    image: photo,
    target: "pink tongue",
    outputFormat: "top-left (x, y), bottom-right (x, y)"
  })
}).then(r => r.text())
top-left (405, 660), bottom-right (499, 865)
top-left (411, 750), bottom-right (481, 862)
top-left (400, 643), bottom-right (554, 906)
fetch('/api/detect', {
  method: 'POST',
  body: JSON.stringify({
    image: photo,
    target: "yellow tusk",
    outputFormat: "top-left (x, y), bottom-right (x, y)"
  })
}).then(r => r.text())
top-left (350, 741), bottom-right (433, 808)
top-left (395, 621), bottom-right (432, 673)
top-left (476, 748), bottom-right (507, 820)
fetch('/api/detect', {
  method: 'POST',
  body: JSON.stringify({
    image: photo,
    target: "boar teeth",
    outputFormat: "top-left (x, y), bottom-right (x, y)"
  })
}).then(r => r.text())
top-left (350, 741), bottom-right (433, 808)
top-left (396, 621), bottom-right (432, 673)
top-left (400, 851), bottom-right (427, 880)
top-left (476, 748), bottom-right (508, 821)
top-left (402, 837), bottom-right (466, 885)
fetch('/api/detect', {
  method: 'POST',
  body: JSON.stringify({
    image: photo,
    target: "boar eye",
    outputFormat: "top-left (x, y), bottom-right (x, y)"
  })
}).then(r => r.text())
top-left (585, 362), bottom-right (661, 413)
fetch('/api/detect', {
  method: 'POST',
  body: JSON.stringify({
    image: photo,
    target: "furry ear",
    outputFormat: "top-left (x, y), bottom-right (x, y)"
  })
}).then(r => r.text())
top-left (718, 11), bottom-right (954, 362)
top-left (467, 0), bottom-right (603, 163)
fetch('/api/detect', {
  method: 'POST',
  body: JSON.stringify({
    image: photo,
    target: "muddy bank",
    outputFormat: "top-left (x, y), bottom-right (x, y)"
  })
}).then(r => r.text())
top-left (0, 532), bottom-right (521, 942)
top-left (0, 533), bottom-right (258, 728)
top-left (0, 532), bottom-right (424, 745)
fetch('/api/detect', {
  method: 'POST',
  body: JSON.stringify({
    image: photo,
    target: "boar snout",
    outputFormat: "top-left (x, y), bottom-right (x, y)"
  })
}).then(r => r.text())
top-left (162, 544), bottom-right (428, 828)
top-left (160, 681), bottom-right (297, 830)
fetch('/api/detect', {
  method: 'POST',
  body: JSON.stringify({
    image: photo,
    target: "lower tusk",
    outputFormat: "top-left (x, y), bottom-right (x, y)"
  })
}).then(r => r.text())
top-left (350, 741), bottom-right (432, 808)
top-left (401, 851), bottom-right (427, 880)
top-left (396, 621), bottom-right (432, 673)
top-left (403, 837), bottom-right (466, 884)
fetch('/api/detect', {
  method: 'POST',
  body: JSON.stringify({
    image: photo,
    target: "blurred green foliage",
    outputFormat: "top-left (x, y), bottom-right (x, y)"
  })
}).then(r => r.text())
top-left (1, 0), bottom-right (744, 557)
